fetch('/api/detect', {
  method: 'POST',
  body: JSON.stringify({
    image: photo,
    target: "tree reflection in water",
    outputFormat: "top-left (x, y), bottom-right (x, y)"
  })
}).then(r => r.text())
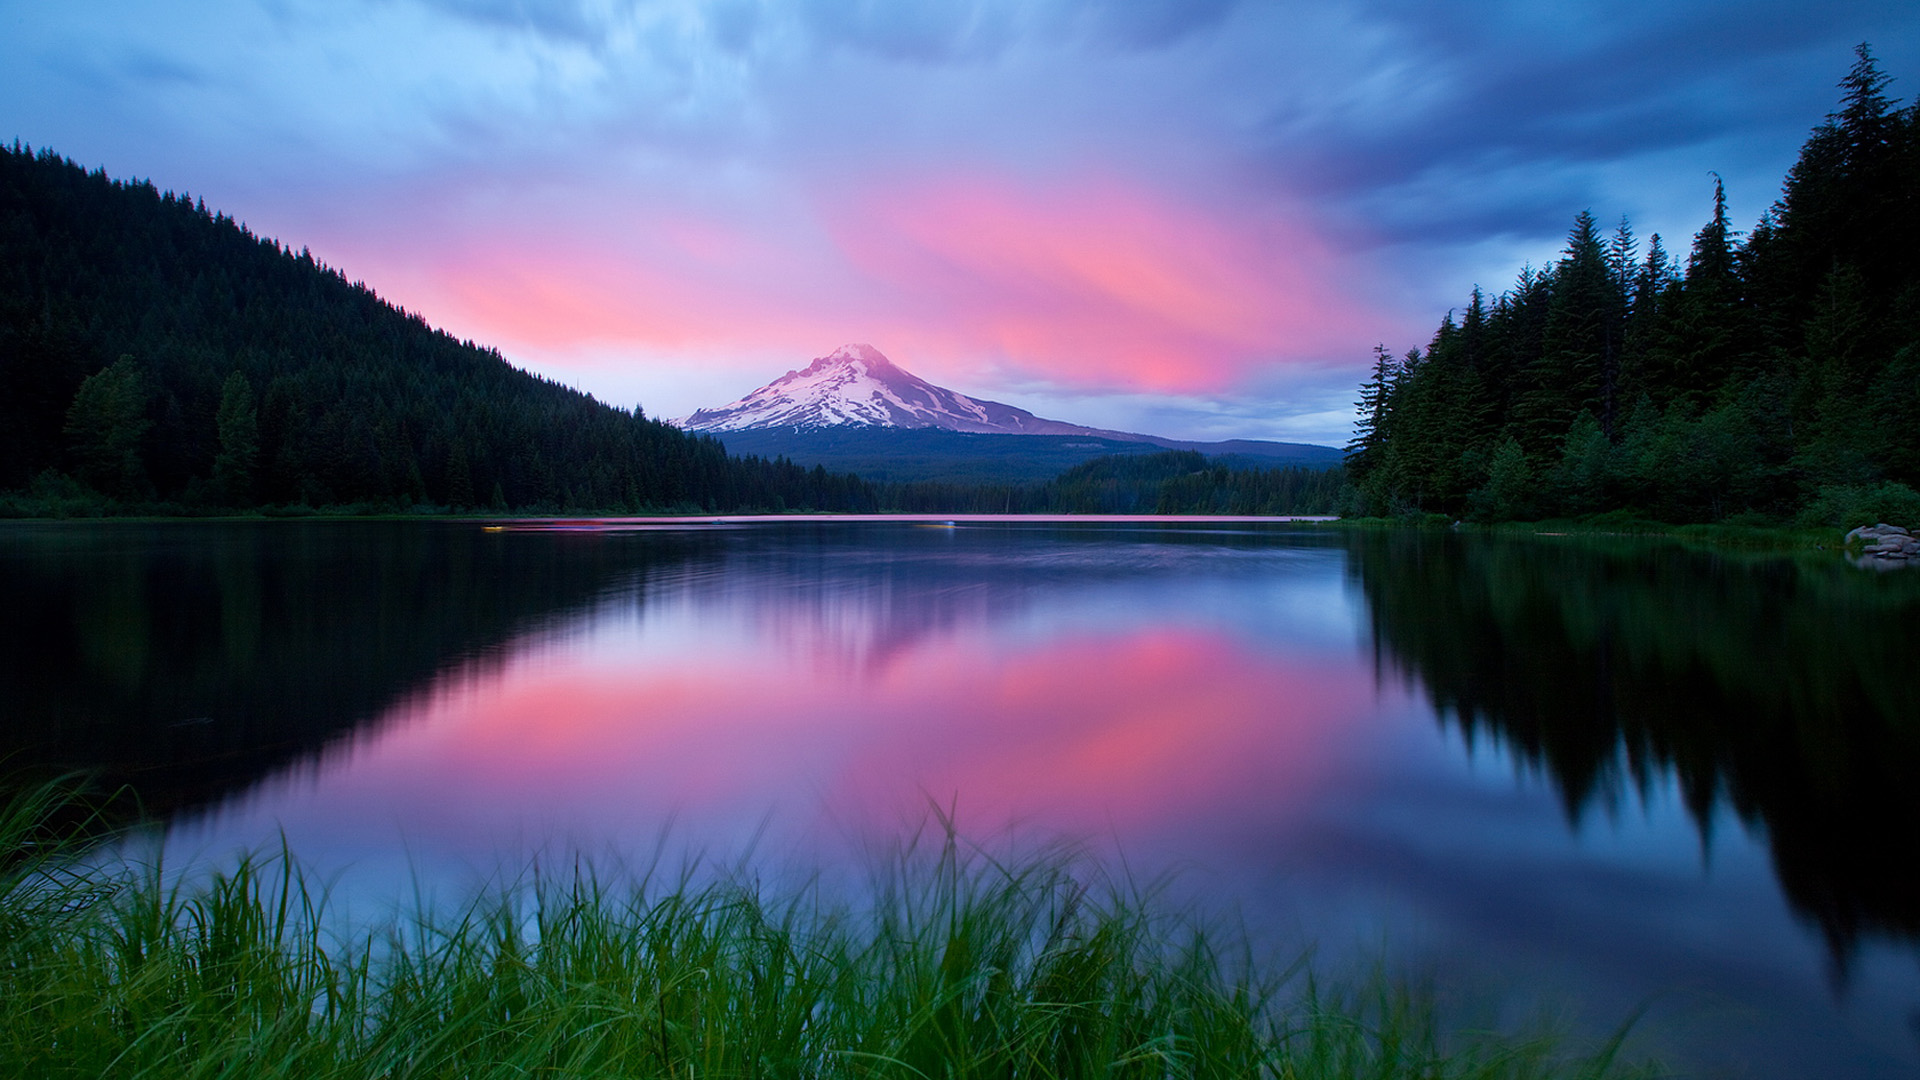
top-left (1348, 530), bottom-right (1920, 972)
top-left (0, 522), bottom-right (720, 818)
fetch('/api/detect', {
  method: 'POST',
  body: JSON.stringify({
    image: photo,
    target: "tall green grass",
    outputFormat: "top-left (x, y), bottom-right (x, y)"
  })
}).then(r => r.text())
top-left (0, 781), bottom-right (1659, 1078)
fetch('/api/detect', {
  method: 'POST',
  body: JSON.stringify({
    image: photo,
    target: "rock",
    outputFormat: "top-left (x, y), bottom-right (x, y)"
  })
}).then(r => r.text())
top-left (1847, 523), bottom-right (1920, 568)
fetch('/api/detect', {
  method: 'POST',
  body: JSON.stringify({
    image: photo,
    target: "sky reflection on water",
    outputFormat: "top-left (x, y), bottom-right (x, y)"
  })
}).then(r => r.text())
top-left (20, 522), bottom-right (1913, 1078)
top-left (174, 530), bottom-right (1373, 886)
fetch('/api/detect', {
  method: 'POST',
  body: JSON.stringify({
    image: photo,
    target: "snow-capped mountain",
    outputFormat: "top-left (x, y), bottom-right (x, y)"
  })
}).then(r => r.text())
top-left (675, 344), bottom-right (1104, 435)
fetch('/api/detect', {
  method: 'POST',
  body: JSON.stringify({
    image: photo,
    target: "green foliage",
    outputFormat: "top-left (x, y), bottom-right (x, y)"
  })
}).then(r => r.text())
top-left (1349, 47), bottom-right (1920, 526)
top-left (0, 785), bottom-right (1659, 1079)
top-left (62, 356), bottom-right (150, 498)
top-left (1469, 438), bottom-right (1533, 522)
top-left (1796, 481), bottom-right (1920, 530)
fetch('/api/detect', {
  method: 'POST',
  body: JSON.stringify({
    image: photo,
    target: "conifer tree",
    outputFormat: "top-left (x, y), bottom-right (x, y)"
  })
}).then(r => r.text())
top-left (1658, 177), bottom-right (1748, 403)
top-left (1346, 344), bottom-right (1396, 485)
top-left (1518, 212), bottom-right (1622, 444)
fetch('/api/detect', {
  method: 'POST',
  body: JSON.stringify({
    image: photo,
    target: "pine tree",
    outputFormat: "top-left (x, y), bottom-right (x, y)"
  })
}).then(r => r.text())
top-left (1622, 232), bottom-right (1676, 398)
top-left (1661, 176), bottom-right (1747, 403)
top-left (1606, 216), bottom-right (1638, 295)
top-left (1346, 344), bottom-right (1396, 484)
top-left (1518, 211), bottom-right (1623, 445)
top-left (1769, 44), bottom-right (1904, 305)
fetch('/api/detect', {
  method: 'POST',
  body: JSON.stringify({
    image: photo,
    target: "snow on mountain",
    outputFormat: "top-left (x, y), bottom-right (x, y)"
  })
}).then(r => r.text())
top-left (675, 344), bottom-right (1104, 436)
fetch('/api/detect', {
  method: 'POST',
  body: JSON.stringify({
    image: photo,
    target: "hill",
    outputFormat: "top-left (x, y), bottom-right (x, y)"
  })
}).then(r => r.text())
top-left (0, 144), bottom-right (875, 514)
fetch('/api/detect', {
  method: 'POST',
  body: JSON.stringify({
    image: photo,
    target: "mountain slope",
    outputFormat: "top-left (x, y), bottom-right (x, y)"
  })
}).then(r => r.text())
top-left (681, 344), bottom-right (1342, 483)
top-left (681, 344), bottom-right (1102, 435)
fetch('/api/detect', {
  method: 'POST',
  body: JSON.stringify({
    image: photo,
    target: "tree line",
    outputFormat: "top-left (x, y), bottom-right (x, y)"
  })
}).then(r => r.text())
top-left (880, 451), bottom-right (1346, 515)
top-left (1345, 46), bottom-right (1920, 527)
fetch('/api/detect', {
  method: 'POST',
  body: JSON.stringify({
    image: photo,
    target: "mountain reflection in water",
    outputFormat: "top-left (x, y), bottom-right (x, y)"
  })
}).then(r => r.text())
top-left (1, 520), bottom-right (1916, 1077)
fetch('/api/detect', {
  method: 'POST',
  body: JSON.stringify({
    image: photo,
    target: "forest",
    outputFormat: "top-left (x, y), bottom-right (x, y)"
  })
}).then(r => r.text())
top-left (0, 143), bottom-right (880, 515)
top-left (1345, 46), bottom-right (1920, 527)
top-left (879, 451), bottom-right (1346, 515)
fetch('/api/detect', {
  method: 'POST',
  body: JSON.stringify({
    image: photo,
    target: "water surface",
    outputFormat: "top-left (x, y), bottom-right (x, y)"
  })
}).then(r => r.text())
top-left (2, 520), bottom-right (1916, 1077)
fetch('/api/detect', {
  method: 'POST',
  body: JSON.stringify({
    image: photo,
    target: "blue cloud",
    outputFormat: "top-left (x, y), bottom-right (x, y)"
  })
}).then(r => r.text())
top-left (1256, 0), bottom-right (1920, 219)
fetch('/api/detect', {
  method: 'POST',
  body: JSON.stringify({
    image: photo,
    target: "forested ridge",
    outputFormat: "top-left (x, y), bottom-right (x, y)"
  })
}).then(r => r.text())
top-left (1347, 46), bottom-right (1920, 527)
top-left (881, 451), bottom-right (1346, 515)
top-left (0, 143), bottom-right (877, 514)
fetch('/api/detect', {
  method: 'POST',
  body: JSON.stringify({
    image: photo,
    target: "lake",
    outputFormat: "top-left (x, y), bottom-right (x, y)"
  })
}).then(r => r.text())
top-left (2, 518), bottom-right (1916, 1077)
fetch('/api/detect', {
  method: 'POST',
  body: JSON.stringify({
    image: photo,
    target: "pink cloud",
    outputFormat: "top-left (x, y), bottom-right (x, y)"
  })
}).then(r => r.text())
top-left (325, 170), bottom-right (1386, 399)
top-left (829, 175), bottom-right (1376, 391)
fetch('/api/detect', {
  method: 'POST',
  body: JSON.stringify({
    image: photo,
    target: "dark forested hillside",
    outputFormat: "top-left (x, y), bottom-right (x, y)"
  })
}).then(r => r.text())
top-left (0, 144), bottom-right (877, 514)
top-left (689, 427), bottom-right (1341, 486)
top-left (881, 450), bottom-right (1347, 515)
top-left (1346, 46), bottom-right (1920, 527)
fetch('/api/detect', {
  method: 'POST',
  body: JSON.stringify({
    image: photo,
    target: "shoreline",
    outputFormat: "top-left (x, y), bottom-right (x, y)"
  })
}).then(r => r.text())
top-left (2, 511), bottom-right (1892, 565)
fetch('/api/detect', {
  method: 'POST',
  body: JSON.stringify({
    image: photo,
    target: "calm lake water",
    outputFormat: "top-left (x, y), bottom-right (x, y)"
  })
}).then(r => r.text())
top-left (2, 519), bottom-right (1917, 1077)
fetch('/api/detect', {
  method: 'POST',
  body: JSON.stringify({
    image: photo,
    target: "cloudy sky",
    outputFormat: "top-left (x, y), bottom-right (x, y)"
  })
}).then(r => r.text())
top-left (4, 1), bottom-right (1916, 445)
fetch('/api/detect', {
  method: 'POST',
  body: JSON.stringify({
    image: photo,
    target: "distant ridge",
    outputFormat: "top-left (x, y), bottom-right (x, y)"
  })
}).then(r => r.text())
top-left (708, 427), bottom-right (1343, 486)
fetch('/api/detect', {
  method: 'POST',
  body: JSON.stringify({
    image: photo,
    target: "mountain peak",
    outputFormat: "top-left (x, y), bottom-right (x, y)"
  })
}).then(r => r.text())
top-left (823, 343), bottom-right (888, 366)
top-left (676, 345), bottom-right (1103, 436)
top-left (785, 343), bottom-right (898, 382)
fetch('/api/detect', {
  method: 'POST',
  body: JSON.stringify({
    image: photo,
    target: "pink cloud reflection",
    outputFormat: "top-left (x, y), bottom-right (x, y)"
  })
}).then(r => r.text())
top-left (335, 623), bottom-right (1374, 856)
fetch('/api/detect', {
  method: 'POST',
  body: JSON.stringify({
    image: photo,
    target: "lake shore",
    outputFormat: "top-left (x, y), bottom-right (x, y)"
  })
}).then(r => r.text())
top-left (1326, 512), bottom-right (1861, 556)
top-left (1, 781), bottom-right (1658, 1080)
top-left (0, 507), bottom-right (1864, 560)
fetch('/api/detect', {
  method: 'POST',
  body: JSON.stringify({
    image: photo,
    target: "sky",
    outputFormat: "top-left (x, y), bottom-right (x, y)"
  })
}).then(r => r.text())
top-left (4, 1), bottom-right (1917, 446)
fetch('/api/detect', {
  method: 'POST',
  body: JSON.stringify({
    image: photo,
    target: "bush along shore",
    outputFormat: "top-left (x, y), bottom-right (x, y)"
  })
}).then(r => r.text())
top-left (0, 781), bottom-right (1658, 1079)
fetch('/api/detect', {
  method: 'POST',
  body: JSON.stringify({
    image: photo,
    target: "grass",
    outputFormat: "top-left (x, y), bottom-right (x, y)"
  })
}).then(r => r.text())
top-left (0, 779), bottom-right (1659, 1079)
